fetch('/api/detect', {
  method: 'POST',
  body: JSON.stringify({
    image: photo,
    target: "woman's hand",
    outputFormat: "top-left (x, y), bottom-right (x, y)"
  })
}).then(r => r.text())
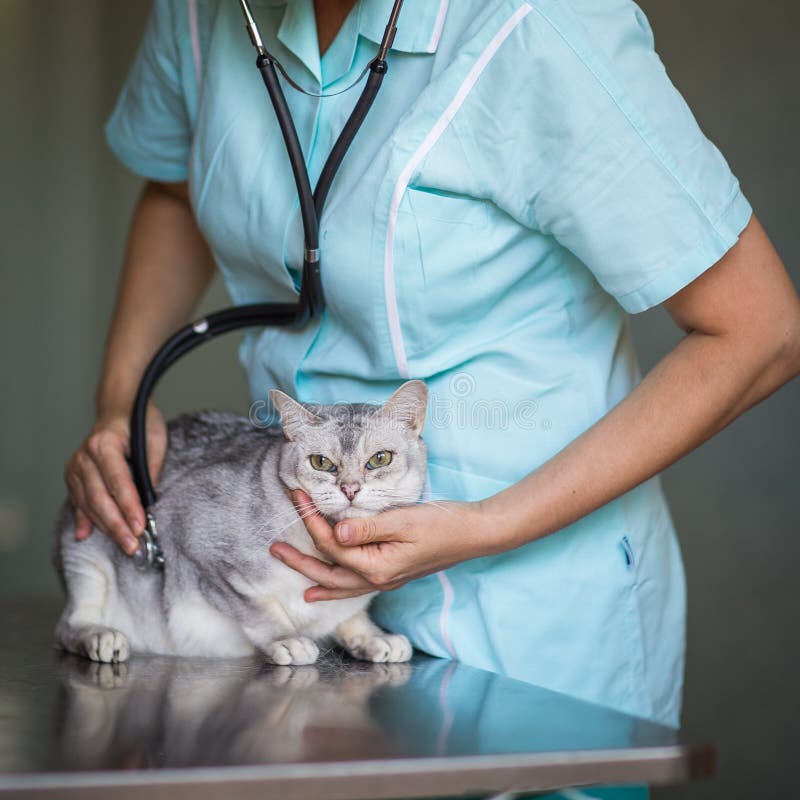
top-left (64, 404), bottom-right (167, 555)
top-left (63, 180), bottom-right (215, 557)
top-left (270, 490), bottom-right (494, 601)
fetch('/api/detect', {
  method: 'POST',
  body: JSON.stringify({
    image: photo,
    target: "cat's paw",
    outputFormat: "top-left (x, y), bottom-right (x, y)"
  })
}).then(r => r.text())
top-left (268, 665), bottom-right (321, 688)
top-left (265, 636), bottom-right (319, 666)
top-left (368, 662), bottom-right (413, 685)
top-left (86, 661), bottom-right (129, 689)
top-left (348, 633), bottom-right (412, 663)
top-left (78, 627), bottom-right (130, 663)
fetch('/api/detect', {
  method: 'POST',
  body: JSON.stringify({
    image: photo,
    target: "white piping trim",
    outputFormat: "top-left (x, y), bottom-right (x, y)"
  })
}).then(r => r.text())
top-left (188, 0), bottom-right (202, 94)
top-left (427, 0), bottom-right (450, 53)
top-left (435, 660), bottom-right (457, 756)
top-left (436, 571), bottom-right (457, 658)
top-left (383, 3), bottom-right (533, 379)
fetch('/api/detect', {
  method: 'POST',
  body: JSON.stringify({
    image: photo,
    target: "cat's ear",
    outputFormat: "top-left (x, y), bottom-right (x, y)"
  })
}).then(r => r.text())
top-left (380, 380), bottom-right (428, 437)
top-left (269, 390), bottom-right (322, 441)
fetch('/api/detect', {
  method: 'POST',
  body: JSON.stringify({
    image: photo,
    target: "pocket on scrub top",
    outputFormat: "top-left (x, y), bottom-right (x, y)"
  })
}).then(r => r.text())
top-left (393, 187), bottom-right (495, 358)
top-left (405, 186), bottom-right (491, 227)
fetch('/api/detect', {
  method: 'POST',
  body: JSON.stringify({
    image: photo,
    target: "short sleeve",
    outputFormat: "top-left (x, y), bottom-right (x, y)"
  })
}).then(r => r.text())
top-left (518, 1), bottom-right (753, 313)
top-left (105, 0), bottom-right (192, 182)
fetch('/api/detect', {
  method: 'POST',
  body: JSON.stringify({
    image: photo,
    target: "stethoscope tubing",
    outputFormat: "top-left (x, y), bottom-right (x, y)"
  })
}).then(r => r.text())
top-left (127, 2), bottom-right (402, 569)
top-left (128, 303), bottom-right (299, 512)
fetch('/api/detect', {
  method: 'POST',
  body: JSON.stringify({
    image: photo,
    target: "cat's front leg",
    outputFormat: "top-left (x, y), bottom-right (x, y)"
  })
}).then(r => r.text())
top-left (56, 549), bottom-right (130, 664)
top-left (198, 574), bottom-right (321, 666)
top-left (335, 610), bottom-right (412, 663)
top-left (241, 597), bottom-right (320, 666)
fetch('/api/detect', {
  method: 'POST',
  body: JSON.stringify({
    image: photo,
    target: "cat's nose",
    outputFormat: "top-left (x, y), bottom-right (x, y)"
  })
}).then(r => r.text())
top-left (340, 482), bottom-right (361, 501)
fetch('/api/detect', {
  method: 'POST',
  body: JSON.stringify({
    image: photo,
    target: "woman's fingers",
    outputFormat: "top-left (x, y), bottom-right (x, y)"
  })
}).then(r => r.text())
top-left (74, 507), bottom-right (93, 541)
top-left (287, 490), bottom-right (402, 581)
top-left (270, 540), bottom-right (378, 601)
top-left (270, 542), bottom-right (370, 591)
top-left (333, 513), bottom-right (398, 547)
top-left (74, 452), bottom-right (140, 555)
top-left (304, 586), bottom-right (375, 602)
top-left (64, 405), bottom-right (167, 555)
top-left (290, 489), bottom-right (398, 553)
top-left (64, 406), bottom-right (167, 555)
top-left (65, 463), bottom-right (93, 540)
top-left (290, 491), bottom-right (338, 554)
top-left (86, 431), bottom-right (145, 535)
top-left (289, 490), bottom-right (366, 567)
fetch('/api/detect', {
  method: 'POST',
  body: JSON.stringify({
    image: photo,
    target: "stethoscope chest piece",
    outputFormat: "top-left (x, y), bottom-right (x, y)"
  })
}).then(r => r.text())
top-left (133, 512), bottom-right (165, 572)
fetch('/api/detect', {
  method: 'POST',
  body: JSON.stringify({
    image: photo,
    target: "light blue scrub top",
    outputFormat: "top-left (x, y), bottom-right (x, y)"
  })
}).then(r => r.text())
top-left (106, 0), bottom-right (752, 727)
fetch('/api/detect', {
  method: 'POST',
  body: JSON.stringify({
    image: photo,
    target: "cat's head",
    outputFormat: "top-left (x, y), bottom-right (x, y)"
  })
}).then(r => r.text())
top-left (270, 381), bottom-right (428, 521)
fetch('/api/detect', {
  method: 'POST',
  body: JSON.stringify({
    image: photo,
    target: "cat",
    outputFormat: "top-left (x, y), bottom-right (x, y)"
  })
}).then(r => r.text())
top-left (53, 380), bottom-right (428, 666)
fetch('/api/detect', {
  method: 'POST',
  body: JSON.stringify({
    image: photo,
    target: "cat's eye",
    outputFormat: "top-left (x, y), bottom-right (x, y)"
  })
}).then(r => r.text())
top-left (309, 454), bottom-right (337, 472)
top-left (366, 451), bottom-right (393, 470)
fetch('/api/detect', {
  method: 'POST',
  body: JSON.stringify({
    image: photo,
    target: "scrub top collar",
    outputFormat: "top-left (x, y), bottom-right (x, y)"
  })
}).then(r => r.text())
top-left (272, 0), bottom-right (449, 87)
top-left (277, 0), bottom-right (327, 84)
top-left (358, 0), bottom-right (450, 54)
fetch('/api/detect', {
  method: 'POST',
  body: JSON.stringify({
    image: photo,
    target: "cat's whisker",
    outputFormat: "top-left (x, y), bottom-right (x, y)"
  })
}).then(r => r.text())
top-left (255, 500), bottom-right (314, 519)
top-left (257, 516), bottom-right (308, 539)
top-left (363, 490), bottom-right (459, 517)
top-left (261, 500), bottom-right (318, 524)
top-left (258, 504), bottom-right (332, 539)
top-left (248, 510), bottom-right (309, 539)
top-left (249, 504), bottom-right (317, 540)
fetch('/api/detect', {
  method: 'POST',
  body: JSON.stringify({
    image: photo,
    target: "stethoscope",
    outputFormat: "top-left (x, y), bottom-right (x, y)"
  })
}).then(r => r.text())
top-left (129, 0), bottom-right (405, 571)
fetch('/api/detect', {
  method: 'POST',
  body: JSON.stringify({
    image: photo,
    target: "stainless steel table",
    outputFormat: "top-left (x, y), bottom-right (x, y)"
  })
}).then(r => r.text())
top-left (0, 597), bottom-right (713, 799)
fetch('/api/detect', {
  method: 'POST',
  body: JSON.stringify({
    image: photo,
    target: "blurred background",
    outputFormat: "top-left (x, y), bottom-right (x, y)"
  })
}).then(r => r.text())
top-left (0, 1), bottom-right (796, 798)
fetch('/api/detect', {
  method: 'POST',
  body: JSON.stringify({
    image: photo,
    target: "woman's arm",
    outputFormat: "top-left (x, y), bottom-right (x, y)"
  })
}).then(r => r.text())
top-left (490, 214), bottom-right (800, 548)
top-left (96, 181), bottom-right (213, 419)
top-left (271, 215), bottom-right (800, 600)
top-left (65, 180), bottom-right (215, 554)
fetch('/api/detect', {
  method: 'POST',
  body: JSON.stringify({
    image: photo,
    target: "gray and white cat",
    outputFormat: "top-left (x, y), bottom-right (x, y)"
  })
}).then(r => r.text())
top-left (53, 380), bottom-right (428, 666)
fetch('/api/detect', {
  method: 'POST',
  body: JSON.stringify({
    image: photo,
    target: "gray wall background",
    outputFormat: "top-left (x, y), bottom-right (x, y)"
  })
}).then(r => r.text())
top-left (0, 2), bottom-right (796, 798)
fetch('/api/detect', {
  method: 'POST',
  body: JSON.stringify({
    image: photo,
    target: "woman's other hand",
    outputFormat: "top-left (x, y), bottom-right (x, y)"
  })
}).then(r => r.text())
top-left (270, 489), bottom-right (495, 601)
top-left (63, 178), bottom-right (217, 556)
top-left (64, 404), bottom-right (166, 555)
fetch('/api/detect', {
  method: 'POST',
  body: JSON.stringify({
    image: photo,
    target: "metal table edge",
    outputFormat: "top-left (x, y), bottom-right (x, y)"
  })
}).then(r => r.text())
top-left (0, 743), bottom-right (716, 799)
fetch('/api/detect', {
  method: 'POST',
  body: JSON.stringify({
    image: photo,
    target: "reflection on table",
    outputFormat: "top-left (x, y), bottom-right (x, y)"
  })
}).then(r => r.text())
top-left (0, 597), bottom-right (712, 798)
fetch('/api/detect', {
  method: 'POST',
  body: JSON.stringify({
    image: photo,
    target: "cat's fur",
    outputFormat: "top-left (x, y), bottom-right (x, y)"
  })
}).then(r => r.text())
top-left (53, 381), bottom-right (428, 666)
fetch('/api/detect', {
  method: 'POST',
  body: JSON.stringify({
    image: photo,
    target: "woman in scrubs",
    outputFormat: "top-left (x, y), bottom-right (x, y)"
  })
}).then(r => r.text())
top-left (64, 0), bottom-right (799, 794)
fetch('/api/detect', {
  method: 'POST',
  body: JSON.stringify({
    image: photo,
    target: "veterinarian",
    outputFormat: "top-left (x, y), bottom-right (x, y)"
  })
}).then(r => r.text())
top-left (64, 1), bottom-right (800, 796)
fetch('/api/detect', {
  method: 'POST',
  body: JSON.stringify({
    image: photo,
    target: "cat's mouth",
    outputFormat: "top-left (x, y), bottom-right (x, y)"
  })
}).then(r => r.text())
top-left (301, 488), bottom-right (416, 521)
top-left (330, 498), bottom-right (376, 514)
top-left (310, 496), bottom-right (393, 521)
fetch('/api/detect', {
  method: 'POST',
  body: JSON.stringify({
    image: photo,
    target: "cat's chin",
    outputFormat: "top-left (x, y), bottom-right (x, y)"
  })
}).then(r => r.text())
top-left (323, 505), bottom-right (396, 524)
top-left (325, 506), bottom-right (375, 523)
